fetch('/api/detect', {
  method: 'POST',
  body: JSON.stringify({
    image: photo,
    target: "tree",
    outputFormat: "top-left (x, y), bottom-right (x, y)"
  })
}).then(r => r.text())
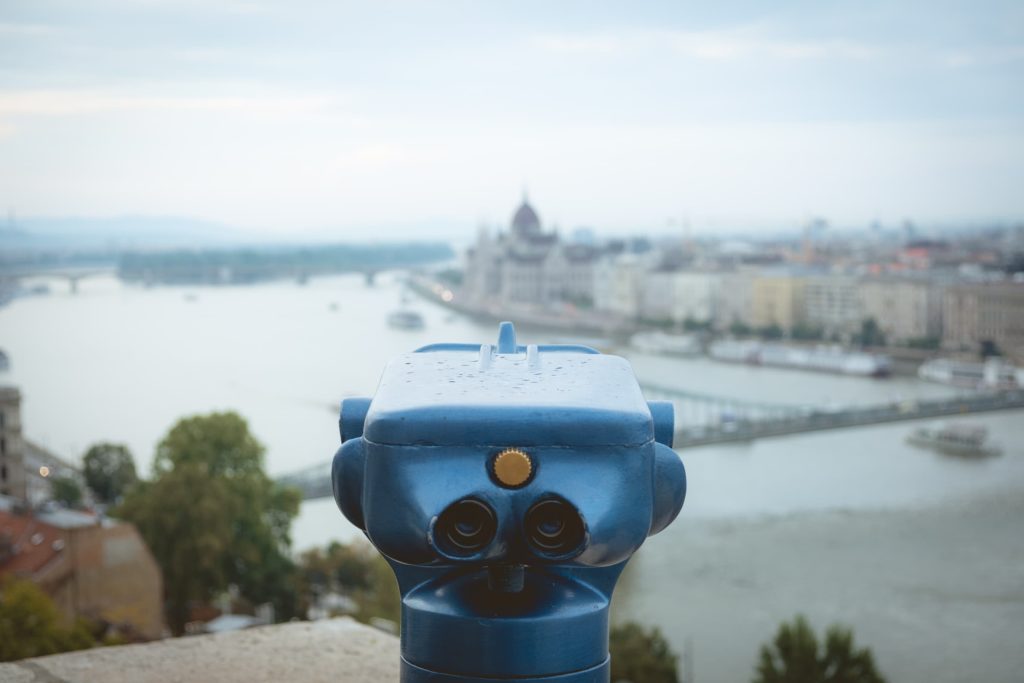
top-left (753, 615), bottom-right (887, 683)
top-left (979, 339), bottom-right (1002, 359)
top-left (730, 320), bottom-right (753, 337)
top-left (50, 476), bottom-right (82, 508)
top-left (610, 621), bottom-right (679, 683)
top-left (83, 443), bottom-right (138, 504)
top-left (854, 318), bottom-right (886, 348)
top-left (117, 464), bottom-right (234, 634)
top-left (117, 412), bottom-right (301, 634)
top-left (759, 324), bottom-right (784, 340)
top-left (0, 578), bottom-right (94, 661)
top-left (792, 323), bottom-right (825, 341)
top-left (296, 540), bottom-right (399, 625)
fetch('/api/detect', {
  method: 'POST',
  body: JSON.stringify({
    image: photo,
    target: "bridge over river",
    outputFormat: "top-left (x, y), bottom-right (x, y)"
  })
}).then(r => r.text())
top-left (277, 386), bottom-right (1024, 501)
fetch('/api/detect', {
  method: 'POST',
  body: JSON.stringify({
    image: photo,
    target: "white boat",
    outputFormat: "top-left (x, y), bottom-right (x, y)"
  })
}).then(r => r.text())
top-left (387, 310), bottom-right (425, 330)
top-left (906, 423), bottom-right (1002, 458)
top-left (709, 340), bottom-right (890, 377)
top-left (708, 339), bottom-right (761, 363)
top-left (918, 357), bottom-right (1018, 390)
top-left (630, 331), bottom-right (701, 356)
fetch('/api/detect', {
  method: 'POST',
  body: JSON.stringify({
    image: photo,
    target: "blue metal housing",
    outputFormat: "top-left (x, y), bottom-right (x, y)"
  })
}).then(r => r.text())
top-left (332, 322), bottom-right (686, 682)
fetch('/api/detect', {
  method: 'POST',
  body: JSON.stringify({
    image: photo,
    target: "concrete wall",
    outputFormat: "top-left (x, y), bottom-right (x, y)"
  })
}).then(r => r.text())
top-left (0, 618), bottom-right (398, 683)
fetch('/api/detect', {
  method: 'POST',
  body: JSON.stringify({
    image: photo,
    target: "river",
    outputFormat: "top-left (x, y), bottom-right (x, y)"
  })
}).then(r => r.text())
top-left (2, 272), bottom-right (1022, 682)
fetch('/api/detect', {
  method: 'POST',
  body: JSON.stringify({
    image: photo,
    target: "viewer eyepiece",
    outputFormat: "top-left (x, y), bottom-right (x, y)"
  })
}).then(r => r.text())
top-left (436, 498), bottom-right (497, 555)
top-left (525, 498), bottom-right (585, 557)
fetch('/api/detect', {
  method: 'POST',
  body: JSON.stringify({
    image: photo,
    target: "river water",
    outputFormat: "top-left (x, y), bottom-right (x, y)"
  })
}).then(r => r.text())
top-left (2, 273), bottom-right (1022, 682)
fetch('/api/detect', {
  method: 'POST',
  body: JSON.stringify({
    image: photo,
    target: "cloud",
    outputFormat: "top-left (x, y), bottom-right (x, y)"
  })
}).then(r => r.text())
top-left (0, 21), bottom-right (66, 36)
top-left (533, 27), bottom-right (881, 63)
top-left (0, 89), bottom-right (344, 118)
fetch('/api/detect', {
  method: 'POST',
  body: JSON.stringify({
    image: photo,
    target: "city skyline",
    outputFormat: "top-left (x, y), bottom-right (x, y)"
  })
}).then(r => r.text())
top-left (1, 1), bottom-right (1023, 240)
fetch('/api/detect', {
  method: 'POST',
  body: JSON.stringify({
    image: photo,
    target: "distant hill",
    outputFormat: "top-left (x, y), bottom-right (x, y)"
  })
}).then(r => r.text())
top-left (0, 215), bottom-right (244, 251)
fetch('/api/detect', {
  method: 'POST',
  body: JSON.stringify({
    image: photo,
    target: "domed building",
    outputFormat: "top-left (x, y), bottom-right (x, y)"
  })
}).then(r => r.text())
top-left (511, 200), bottom-right (541, 237)
top-left (464, 196), bottom-right (599, 310)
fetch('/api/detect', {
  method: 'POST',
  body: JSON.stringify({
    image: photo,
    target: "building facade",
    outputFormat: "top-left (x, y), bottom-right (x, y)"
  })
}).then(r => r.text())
top-left (0, 509), bottom-right (164, 639)
top-left (943, 283), bottom-right (1024, 362)
top-left (1, 387), bottom-right (26, 501)
top-left (803, 275), bottom-right (862, 337)
top-left (751, 274), bottom-right (806, 332)
top-left (641, 270), bottom-right (720, 324)
top-left (0, 386), bottom-right (82, 506)
top-left (860, 278), bottom-right (944, 344)
top-left (463, 198), bottom-right (599, 310)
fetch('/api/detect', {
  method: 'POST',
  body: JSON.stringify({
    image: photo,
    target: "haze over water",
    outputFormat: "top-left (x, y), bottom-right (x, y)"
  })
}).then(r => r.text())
top-left (2, 272), bottom-right (1023, 682)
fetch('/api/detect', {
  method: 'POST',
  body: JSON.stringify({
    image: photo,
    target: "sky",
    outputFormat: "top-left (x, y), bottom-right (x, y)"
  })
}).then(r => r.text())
top-left (1, 0), bottom-right (1023, 240)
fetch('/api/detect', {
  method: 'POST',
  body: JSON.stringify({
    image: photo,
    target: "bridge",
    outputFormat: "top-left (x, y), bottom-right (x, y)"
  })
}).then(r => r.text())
top-left (0, 265), bottom-right (116, 293)
top-left (277, 386), bottom-right (1024, 500)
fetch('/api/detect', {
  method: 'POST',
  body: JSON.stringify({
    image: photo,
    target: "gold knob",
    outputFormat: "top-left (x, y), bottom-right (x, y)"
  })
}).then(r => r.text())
top-left (492, 448), bottom-right (533, 488)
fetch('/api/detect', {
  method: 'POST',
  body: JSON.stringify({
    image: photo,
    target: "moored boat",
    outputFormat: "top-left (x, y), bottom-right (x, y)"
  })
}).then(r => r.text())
top-left (630, 331), bottom-right (701, 357)
top-left (387, 310), bottom-right (425, 330)
top-left (917, 357), bottom-right (1018, 390)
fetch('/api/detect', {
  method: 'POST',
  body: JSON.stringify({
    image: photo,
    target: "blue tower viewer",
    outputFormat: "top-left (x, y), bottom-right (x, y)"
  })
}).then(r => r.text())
top-left (332, 322), bottom-right (686, 682)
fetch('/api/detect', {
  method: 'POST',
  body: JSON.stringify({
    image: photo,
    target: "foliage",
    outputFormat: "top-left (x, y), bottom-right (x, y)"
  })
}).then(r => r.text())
top-left (853, 318), bottom-right (886, 348)
top-left (791, 323), bottom-right (825, 341)
top-left (296, 540), bottom-right (400, 626)
top-left (83, 442), bottom-right (138, 504)
top-left (682, 317), bottom-right (711, 332)
top-left (0, 578), bottom-right (95, 662)
top-left (905, 336), bottom-right (940, 350)
top-left (117, 411), bottom-right (301, 634)
top-left (730, 320), bottom-right (753, 337)
top-left (435, 268), bottom-right (464, 286)
top-left (753, 615), bottom-right (887, 683)
top-left (979, 339), bottom-right (1002, 359)
top-left (610, 621), bottom-right (679, 683)
top-left (759, 324), bottom-right (785, 340)
top-left (50, 476), bottom-right (82, 507)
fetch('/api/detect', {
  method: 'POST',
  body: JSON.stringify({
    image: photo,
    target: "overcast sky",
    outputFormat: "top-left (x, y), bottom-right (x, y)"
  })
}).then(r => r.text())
top-left (1, 0), bottom-right (1022, 239)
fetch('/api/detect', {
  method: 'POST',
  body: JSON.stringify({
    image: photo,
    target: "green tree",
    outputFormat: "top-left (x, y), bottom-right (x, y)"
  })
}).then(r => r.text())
top-left (854, 318), bottom-right (886, 348)
top-left (730, 320), bottom-right (753, 337)
top-left (759, 324), bottom-right (785, 340)
top-left (83, 442), bottom-right (138, 504)
top-left (792, 323), bottom-right (825, 341)
top-left (117, 464), bottom-right (234, 634)
top-left (0, 578), bottom-right (95, 662)
top-left (979, 339), bottom-right (1002, 359)
top-left (296, 540), bottom-right (399, 626)
top-left (50, 476), bottom-right (82, 508)
top-left (610, 621), bottom-right (679, 683)
top-left (117, 412), bottom-right (301, 634)
top-left (753, 615), bottom-right (887, 683)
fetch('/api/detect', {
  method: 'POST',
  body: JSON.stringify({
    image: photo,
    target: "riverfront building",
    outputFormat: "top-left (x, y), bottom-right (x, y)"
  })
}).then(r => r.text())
top-left (860, 278), bottom-right (945, 344)
top-left (0, 386), bottom-right (82, 505)
top-left (464, 197), bottom-right (600, 310)
top-left (943, 282), bottom-right (1024, 363)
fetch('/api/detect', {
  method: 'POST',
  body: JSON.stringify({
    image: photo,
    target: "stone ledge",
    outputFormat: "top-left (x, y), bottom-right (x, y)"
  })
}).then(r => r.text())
top-left (0, 618), bottom-right (399, 683)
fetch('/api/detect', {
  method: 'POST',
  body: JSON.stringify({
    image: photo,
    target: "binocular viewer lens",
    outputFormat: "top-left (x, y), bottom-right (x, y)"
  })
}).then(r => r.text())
top-left (437, 499), bottom-right (497, 555)
top-left (524, 499), bottom-right (585, 557)
top-left (436, 497), bottom-right (586, 559)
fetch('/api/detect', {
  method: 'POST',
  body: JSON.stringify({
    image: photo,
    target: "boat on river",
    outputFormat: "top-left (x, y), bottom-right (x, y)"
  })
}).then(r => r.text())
top-left (917, 357), bottom-right (1019, 390)
top-left (709, 340), bottom-right (891, 377)
top-left (387, 310), bottom-right (425, 330)
top-left (905, 423), bottom-right (1002, 458)
top-left (630, 331), bottom-right (701, 357)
